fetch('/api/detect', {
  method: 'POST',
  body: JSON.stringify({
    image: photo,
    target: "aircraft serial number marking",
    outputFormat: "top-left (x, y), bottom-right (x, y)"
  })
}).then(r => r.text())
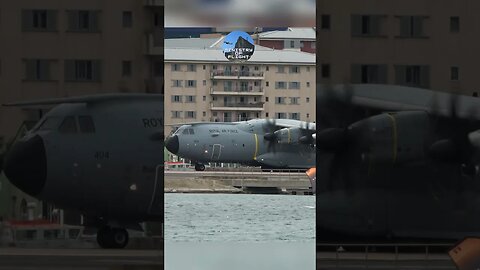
top-left (142, 118), bottom-right (163, 128)
top-left (94, 151), bottom-right (110, 160)
top-left (209, 129), bottom-right (238, 133)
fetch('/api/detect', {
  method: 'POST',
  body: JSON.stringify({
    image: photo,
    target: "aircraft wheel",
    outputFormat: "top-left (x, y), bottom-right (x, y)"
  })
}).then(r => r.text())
top-left (110, 228), bottom-right (129, 249)
top-left (97, 227), bottom-right (129, 249)
top-left (195, 164), bottom-right (205, 171)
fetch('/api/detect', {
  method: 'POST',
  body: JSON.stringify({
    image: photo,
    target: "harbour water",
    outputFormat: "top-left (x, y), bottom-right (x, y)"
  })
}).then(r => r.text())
top-left (165, 193), bottom-right (315, 270)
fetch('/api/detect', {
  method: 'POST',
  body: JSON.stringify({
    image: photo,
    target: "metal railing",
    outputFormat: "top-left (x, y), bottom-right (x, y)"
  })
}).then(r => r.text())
top-left (211, 70), bottom-right (264, 78)
top-left (210, 102), bottom-right (264, 108)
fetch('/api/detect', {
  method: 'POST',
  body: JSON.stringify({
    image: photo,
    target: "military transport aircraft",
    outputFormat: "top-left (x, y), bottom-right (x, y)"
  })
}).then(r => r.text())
top-left (165, 119), bottom-right (316, 171)
top-left (3, 94), bottom-right (163, 248)
top-left (317, 83), bottom-right (480, 242)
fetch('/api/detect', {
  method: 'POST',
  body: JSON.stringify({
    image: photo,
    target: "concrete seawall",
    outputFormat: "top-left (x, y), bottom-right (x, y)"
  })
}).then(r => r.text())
top-left (164, 171), bottom-right (312, 195)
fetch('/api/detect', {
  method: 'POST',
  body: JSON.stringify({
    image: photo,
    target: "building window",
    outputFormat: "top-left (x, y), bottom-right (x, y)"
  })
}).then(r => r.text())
top-left (306, 82), bottom-right (310, 87)
top-left (398, 16), bottom-right (427, 38)
top-left (254, 66), bottom-right (259, 71)
top-left (203, 80), bottom-right (206, 86)
top-left (351, 15), bottom-right (385, 36)
top-left (451, 66), bottom-right (459, 81)
top-left (24, 59), bottom-right (53, 81)
top-left (275, 97), bottom-right (286, 104)
top-left (307, 113), bottom-right (310, 118)
top-left (203, 96), bottom-right (206, 101)
top-left (122, 11), bottom-right (132, 28)
top-left (277, 66), bottom-right (285, 73)
top-left (306, 97), bottom-right (310, 103)
top-left (266, 81), bottom-right (269, 87)
top-left (351, 64), bottom-right (387, 84)
top-left (203, 65), bottom-right (206, 70)
top-left (290, 40), bottom-right (295, 48)
top-left (187, 64), bottom-right (196, 72)
top-left (22, 10), bottom-right (57, 31)
top-left (276, 112), bottom-right (287, 119)
top-left (203, 112), bottom-right (206, 117)
top-left (212, 65), bottom-right (217, 70)
top-left (186, 111), bottom-right (196, 118)
top-left (153, 61), bottom-right (163, 77)
top-left (289, 82), bottom-right (300, 89)
top-left (395, 65), bottom-right (430, 88)
top-left (321, 14), bottom-right (331, 30)
top-left (172, 95), bottom-right (182, 102)
top-left (65, 60), bottom-right (101, 82)
top-left (122, 61), bottom-right (131, 77)
top-left (321, 64), bottom-right (330, 78)
top-left (265, 97), bottom-right (269, 102)
top-left (290, 97), bottom-right (300, 105)
top-left (266, 112), bottom-right (269, 117)
top-left (172, 111), bottom-right (182, 118)
top-left (185, 95), bottom-right (196, 103)
top-left (266, 66), bottom-right (269, 71)
top-left (289, 66), bottom-right (300, 73)
top-left (67, 10), bottom-right (100, 32)
top-left (450, 16), bottom-right (460, 33)
top-left (172, 80), bottom-right (182, 87)
top-left (185, 80), bottom-right (196, 87)
top-left (290, 113), bottom-right (300, 120)
top-left (171, 64), bottom-right (181, 71)
top-left (275, 82), bottom-right (287, 89)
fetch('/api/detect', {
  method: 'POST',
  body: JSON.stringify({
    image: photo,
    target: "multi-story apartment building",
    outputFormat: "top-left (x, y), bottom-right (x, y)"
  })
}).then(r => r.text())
top-left (318, 0), bottom-right (480, 96)
top-left (0, 0), bottom-right (163, 221)
top-left (164, 37), bottom-right (316, 135)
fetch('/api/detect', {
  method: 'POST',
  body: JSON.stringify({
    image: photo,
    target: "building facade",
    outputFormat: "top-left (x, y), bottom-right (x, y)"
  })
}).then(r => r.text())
top-left (318, 0), bottom-right (479, 96)
top-left (258, 27), bottom-right (316, 53)
top-left (0, 0), bottom-right (163, 221)
top-left (164, 38), bottom-right (316, 135)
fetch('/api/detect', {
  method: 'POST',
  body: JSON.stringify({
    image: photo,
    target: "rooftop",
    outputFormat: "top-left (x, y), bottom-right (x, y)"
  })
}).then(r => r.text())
top-left (258, 27), bottom-right (316, 40)
top-left (165, 35), bottom-right (315, 64)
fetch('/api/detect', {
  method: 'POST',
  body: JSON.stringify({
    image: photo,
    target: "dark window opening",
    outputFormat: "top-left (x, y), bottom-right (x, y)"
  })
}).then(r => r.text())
top-left (321, 64), bottom-right (331, 78)
top-left (321, 15), bottom-right (330, 30)
top-left (450, 16), bottom-right (460, 32)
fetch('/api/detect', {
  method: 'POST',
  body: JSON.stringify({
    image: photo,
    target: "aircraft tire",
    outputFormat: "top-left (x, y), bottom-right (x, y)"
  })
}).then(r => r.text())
top-left (111, 228), bottom-right (129, 249)
top-left (97, 227), bottom-right (129, 248)
top-left (195, 164), bottom-right (205, 171)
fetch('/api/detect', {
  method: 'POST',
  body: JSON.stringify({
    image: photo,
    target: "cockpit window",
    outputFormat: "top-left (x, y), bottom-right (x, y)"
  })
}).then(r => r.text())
top-left (78, 116), bottom-right (95, 133)
top-left (58, 116), bottom-right (77, 133)
top-left (182, 128), bottom-right (195, 135)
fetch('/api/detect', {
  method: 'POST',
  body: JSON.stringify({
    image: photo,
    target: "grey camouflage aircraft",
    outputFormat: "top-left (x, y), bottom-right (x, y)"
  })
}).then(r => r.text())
top-left (317, 84), bottom-right (480, 242)
top-left (3, 94), bottom-right (163, 248)
top-left (165, 119), bottom-right (316, 171)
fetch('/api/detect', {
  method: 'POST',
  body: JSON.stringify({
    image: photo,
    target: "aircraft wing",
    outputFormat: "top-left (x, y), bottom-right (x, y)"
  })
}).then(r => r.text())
top-left (320, 84), bottom-right (480, 119)
top-left (3, 93), bottom-right (163, 107)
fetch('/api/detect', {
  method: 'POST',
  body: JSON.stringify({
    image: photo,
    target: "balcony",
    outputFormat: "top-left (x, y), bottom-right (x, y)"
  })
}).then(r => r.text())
top-left (210, 102), bottom-right (264, 111)
top-left (210, 86), bottom-right (264, 96)
top-left (144, 0), bottom-right (164, 6)
top-left (210, 70), bottom-right (265, 80)
top-left (146, 29), bottom-right (163, 55)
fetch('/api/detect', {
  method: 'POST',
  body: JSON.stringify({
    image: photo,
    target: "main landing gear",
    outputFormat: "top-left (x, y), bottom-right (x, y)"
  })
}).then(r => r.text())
top-left (195, 163), bottom-right (206, 171)
top-left (96, 226), bottom-right (129, 249)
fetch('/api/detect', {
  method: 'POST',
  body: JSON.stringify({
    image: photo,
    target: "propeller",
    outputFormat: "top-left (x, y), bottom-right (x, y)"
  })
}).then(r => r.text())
top-left (263, 119), bottom-right (281, 153)
top-left (317, 84), bottom-right (366, 193)
top-left (299, 121), bottom-right (316, 144)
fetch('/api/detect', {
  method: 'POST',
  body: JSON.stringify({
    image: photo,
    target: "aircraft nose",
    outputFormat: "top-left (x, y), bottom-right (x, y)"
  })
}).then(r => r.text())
top-left (165, 135), bottom-right (179, 154)
top-left (4, 135), bottom-right (47, 196)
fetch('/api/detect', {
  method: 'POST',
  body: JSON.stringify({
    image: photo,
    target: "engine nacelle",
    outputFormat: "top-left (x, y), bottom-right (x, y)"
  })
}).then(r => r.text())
top-left (274, 127), bottom-right (303, 144)
top-left (349, 111), bottom-right (430, 164)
